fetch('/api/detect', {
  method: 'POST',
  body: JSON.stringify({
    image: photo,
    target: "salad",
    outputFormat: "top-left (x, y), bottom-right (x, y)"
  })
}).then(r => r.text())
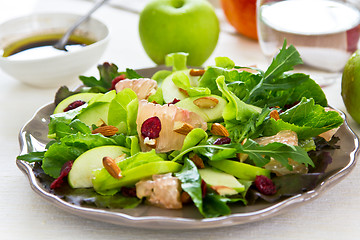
top-left (18, 41), bottom-right (344, 218)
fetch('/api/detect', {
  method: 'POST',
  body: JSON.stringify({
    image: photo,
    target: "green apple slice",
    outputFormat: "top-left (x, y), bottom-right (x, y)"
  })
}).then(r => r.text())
top-left (176, 95), bottom-right (227, 122)
top-left (77, 103), bottom-right (110, 126)
top-left (209, 160), bottom-right (271, 181)
top-left (68, 145), bottom-right (129, 188)
top-left (199, 168), bottom-right (245, 195)
top-left (93, 161), bottom-right (182, 193)
top-left (53, 93), bottom-right (100, 114)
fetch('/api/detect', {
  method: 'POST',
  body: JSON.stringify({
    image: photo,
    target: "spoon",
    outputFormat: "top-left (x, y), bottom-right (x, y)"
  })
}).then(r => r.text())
top-left (53, 0), bottom-right (109, 51)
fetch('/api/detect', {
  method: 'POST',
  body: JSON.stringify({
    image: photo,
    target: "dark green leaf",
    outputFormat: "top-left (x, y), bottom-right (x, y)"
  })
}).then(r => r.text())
top-left (264, 98), bottom-right (343, 139)
top-left (17, 151), bottom-right (45, 163)
top-left (202, 193), bottom-right (231, 218)
top-left (175, 158), bottom-right (204, 215)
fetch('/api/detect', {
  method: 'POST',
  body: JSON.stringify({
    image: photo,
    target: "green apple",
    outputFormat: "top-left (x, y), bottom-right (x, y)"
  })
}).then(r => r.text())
top-left (93, 161), bottom-right (182, 192)
top-left (77, 103), bottom-right (110, 126)
top-left (209, 160), bottom-right (271, 181)
top-left (68, 145), bottom-right (129, 188)
top-left (342, 50), bottom-right (360, 124)
top-left (176, 95), bottom-right (227, 122)
top-left (53, 93), bottom-right (100, 114)
top-left (199, 168), bottom-right (245, 195)
top-left (139, 0), bottom-right (220, 66)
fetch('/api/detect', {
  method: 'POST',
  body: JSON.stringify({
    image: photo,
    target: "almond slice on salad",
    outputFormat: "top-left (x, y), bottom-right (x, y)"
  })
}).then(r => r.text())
top-left (189, 69), bottom-right (205, 76)
top-left (270, 109), bottom-right (280, 121)
top-left (173, 121), bottom-right (194, 135)
top-left (193, 96), bottom-right (219, 109)
top-left (144, 137), bottom-right (157, 148)
top-left (92, 125), bottom-right (118, 136)
top-left (210, 123), bottom-right (229, 137)
top-left (237, 138), bottom-right (248, 162)
top-left (102, 156), bottom-right (122, 179)
top-left (189, 153), bottom-right (205, 169)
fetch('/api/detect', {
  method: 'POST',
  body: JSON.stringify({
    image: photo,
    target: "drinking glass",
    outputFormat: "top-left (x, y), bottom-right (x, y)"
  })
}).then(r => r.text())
top-left (256, 0), bottom-right (360, 86)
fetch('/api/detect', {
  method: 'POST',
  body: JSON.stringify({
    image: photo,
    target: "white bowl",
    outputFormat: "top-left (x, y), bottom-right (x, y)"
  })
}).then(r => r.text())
top-left (0, 12), bottom-right (110, 88)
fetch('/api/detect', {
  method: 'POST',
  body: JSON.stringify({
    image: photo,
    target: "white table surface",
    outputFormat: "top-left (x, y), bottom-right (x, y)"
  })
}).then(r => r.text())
top-left (1, 0), bottom-right (360, 239)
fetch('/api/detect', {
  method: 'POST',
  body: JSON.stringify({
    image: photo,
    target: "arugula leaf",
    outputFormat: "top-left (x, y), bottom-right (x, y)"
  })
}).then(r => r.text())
top-left (235, 138), bottom-right (314, 170)
top-left (246, 73), bottom-right (327, 107)
top-left (263, 40), bottom-right (303, 82)
top-left (264, 98), bottom-right (343, 139)
top-left (226, 107), bottom-right (271, 143)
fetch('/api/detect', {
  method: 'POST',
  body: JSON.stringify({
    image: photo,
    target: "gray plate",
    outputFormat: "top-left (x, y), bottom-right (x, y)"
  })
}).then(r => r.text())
top-left (16, 66), bottom-right (359, 229)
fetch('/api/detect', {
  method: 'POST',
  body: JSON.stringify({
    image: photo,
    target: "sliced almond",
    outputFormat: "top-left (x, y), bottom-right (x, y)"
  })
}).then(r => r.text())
top-left (114, 153), bottom-right (127, 163)
top-left (189, 69), bottom-right (205, 76)
top-left (189, 153), bottom-right (205, 169)
top-left (102, 156), bottom-right (122, 179)
top-left (193, 96), bottom-right (219, 109)
top-left (237, 138), bottom-right (248, 162)
top-left (95, 119), bottom-right (107, 127)
top-left (92, 125), bottom-right (118, 136)
top-left (179, 88), bottom-right (189, 97)
top-left (269, 109), bottom-right (280, 121)
top-left (210, 123), bottom-right (229, 137)
top-left (180, 191), bottom-right (192, 204)
top-left (144, 137), bottom-right (157, 148)
top-left (173, 121), bottom-right (194, 135)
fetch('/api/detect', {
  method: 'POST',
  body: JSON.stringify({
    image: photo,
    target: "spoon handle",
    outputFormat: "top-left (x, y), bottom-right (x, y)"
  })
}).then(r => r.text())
top-left (54, 0), bottom-right (109, 50)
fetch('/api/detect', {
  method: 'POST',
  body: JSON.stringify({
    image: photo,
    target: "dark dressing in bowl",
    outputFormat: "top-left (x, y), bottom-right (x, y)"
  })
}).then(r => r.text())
top-left (2, 33), bottom-right (96, 60)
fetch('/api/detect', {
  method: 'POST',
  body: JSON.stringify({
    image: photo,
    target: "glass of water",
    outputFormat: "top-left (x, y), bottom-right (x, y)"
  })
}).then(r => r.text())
top-left (257, 0), bottom-right (360, 86)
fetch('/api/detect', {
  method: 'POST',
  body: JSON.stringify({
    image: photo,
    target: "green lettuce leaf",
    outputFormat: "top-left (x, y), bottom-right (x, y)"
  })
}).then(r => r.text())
top-left (42, 133), bottom-right (122, 178)
top-left (264, 98), bottom-right (343, 139)
top-left (165, 52), bottom-right (188, 71)
top-left (172, 72), bottom-right (211, 97)
top-left (216, 75), bottom-right (261, 122)
top-left (108, 88), bottom-right (138, 136)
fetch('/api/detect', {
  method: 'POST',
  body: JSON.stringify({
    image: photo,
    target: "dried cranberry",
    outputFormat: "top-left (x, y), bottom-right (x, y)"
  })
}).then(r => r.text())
top-left (63, 100), bottom-right (86, 112)
top-left (213, 137), bottom-right (231, 145)
top-left (254, 175), bottom-right (276, 195)
top-left (50, 161), bottom-right (73, 189)
top-left (110, 74), bottom-right (126, 90)
top-left (201, 179), bottom-right (207, 198)
top-left (167, 98), bottom-right (180, 105)
top-left (141, 116), bottom-right (161, 139)
top-left (121, 187), bottom-right (137, 197)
